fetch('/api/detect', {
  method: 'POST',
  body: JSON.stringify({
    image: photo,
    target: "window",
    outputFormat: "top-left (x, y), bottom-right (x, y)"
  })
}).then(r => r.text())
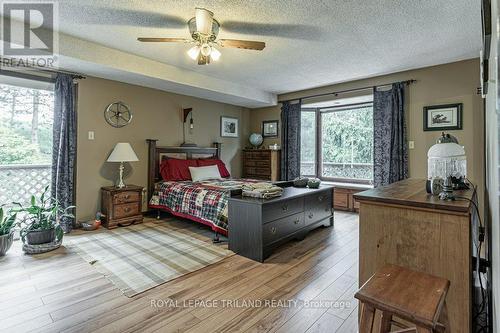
top-left (300, 100), bottom-right (374, 184)
top-left (300, 110), bottom-right (316, 176)
top-left (0, 75), bottom-right (54, 204)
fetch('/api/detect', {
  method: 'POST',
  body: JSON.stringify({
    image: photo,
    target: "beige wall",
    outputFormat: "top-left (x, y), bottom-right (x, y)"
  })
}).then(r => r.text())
top-left (76, 77), bottom-right (249, 220)
top-left (249, 106), bottom-right (281, 147)
top-left (250, 59), bottom-right (484, 199)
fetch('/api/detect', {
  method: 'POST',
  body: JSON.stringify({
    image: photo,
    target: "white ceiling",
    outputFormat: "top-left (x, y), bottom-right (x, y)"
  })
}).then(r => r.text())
top-left (46, 1), bottom-right (482, 106)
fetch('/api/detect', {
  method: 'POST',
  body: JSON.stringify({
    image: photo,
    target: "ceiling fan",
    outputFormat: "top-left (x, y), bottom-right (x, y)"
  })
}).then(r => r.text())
top-left (138, 8), bottom-right (266, 65)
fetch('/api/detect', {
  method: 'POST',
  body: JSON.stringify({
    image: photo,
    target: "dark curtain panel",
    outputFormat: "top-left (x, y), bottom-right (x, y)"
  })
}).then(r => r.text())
top-left (373, 82), bottom-right (408, 187)
top-left (52, 74), bottom-right (77, 233)
top-left (280, 100), bottom-right (301, 180)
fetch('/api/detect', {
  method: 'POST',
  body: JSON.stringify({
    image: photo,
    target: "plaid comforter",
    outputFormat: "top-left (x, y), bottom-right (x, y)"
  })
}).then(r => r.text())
top-left (149, 179), bottom-right (262, 232)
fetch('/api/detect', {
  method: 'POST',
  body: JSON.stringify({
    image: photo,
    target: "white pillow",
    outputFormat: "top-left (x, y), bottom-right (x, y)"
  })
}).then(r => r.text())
top-left (189, 165), bottom-right (222, 182)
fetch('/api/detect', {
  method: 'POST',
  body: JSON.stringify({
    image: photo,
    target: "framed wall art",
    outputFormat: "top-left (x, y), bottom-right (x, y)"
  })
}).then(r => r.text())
top-left (423, 103), bottom-right (463, 131)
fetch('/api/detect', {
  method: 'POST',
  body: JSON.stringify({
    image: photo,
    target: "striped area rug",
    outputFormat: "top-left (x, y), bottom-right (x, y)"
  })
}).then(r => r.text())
top-left (67, 220), bottom-right (233, 297)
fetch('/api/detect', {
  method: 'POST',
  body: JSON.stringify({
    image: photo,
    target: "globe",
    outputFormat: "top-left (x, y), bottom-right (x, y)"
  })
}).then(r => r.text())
top-left (249, 133), bottom-right (264, 148)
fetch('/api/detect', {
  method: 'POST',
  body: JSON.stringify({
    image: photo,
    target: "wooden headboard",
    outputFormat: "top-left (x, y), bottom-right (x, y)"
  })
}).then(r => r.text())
top-left (146, 139), bottom-right (222, 201)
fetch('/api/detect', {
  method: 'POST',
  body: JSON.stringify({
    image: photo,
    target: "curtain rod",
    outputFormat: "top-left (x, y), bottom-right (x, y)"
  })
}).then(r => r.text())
top-left (279, 79), bottom-right (416, 104)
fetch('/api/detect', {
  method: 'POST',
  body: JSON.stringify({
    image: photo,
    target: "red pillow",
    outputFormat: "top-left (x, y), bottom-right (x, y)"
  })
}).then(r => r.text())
top-left (160, 158), bottom-right (198, 181)
top-left (197, 159), bottom-right (230, 178)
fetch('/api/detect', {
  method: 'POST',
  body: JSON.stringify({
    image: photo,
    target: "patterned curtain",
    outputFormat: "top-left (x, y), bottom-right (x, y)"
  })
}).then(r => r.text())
top-left (280, 100), bottom-right (302, 180)
top-left (51, 74), bottom-right (77, 233)
top-left (373, 82), bottom-right (408, 187)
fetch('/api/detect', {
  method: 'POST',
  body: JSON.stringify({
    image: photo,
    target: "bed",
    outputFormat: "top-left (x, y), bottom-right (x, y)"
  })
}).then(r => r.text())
top-left (146, 140), bottom-right (263, 238)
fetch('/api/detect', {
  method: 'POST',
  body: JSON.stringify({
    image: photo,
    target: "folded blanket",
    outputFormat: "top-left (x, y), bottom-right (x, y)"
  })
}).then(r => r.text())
top-left (241, 182), bottom-right (283, 199)
top-left (242, 189), bottom-right (283, 199)
top-left (242, 182), bottom-right (281, 191)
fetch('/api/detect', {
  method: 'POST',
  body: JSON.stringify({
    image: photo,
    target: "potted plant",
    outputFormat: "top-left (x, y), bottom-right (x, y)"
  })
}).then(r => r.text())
top-left (0, 206), bottom-right (17, 256)
top-left (14, 186), bottom-right (75, 245)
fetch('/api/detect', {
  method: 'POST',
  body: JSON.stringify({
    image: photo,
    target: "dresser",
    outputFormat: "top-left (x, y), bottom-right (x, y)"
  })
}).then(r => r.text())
top-left (101, 185), bottom-right (144, 229)
top-left (354, 179), bottom-right (475, 333)
top-left (228, 185), bottom-right (334, 262)
top-left (242, 149), bottom-right (280, 181)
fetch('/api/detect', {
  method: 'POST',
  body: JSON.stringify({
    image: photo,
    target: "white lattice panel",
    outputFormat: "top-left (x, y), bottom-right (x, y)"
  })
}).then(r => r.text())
top-left (0, 165), bottom-right (51, 205)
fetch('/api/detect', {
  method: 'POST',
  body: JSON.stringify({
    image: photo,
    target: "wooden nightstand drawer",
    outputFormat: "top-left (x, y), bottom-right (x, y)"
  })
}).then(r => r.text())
top-left (113, 202), bottom-right (140, 218)
top-left (101, 185), bottom-right (143, 229)
top-left (113, 191), bottom-right (140, 204)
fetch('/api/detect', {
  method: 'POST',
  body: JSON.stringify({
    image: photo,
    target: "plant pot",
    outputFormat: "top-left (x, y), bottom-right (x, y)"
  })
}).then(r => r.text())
top-left (26, 228), bottom-right (55, 245)
top-left (0, 232), bottom-right (14, 256)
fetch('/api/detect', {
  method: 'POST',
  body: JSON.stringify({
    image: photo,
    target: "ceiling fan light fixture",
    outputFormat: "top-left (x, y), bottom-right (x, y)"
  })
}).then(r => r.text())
top-left (200, 43), bottom-right (212, 57)
top-left (187, 45), bottom-right (200, 60)
top-left (211, 47), bottom-right (221, 61)
top-left (195, 8), bottom-right (213, 35)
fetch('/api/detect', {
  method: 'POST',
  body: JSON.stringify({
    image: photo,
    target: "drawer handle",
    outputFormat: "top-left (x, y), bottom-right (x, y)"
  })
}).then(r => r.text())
top-left (282, 205), bottom-right (288, 212)
top-left (318, 196), bottom-right (324, 202)
top-left (308, 213), bottom-right (314, 219)
top-left (293, 219), bottom-right (300, 225)
top-left (124, 195), bottom-right (130, 199)
top-left (271, 227), bottom-right (277, 234)
top-left (124, 207), bottom-right (131, 213)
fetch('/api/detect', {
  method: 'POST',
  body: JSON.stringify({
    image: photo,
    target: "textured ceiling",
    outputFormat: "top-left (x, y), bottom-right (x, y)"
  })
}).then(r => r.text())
top-left (56, 0), bottom-right (481, 98)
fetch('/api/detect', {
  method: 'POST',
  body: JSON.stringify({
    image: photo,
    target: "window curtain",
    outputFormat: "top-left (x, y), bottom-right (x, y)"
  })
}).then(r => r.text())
top-left (280, 100), bottom-right (301, 180)
top-left (51, 74), bottom-right (77, 233)
top-left (373, 82), bottom-right (408, 187)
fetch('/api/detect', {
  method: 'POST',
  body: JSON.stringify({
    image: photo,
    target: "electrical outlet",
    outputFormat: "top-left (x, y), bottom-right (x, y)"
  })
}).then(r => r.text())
top-left (409, 141), bottom-right (415, 149)
top-left (88, 131), bottom-right (95, 140)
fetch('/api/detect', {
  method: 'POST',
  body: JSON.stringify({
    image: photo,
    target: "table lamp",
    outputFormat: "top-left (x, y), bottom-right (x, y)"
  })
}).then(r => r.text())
top-left (427, 133), bottom-right (467, 200)
top-left (107, 143), bottom-right (139, 188)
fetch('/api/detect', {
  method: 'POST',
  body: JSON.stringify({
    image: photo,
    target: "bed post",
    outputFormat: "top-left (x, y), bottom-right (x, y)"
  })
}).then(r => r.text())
top-left (213, 142), bottom-right (221, 159)
top-left (146, 139), bottom-right (158, 203)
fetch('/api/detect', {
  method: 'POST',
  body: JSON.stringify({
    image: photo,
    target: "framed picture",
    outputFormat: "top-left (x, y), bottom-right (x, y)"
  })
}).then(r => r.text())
top-left (220, 116), bottom-right (239, 137)
top-left (423, 103), bottom-right (463, 131)
top-left (262, 120), bottom-right (279, 138)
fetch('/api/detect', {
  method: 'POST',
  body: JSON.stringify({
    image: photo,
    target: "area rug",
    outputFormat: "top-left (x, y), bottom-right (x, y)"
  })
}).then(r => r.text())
top-left (67, 221), bottom-right (233, 297)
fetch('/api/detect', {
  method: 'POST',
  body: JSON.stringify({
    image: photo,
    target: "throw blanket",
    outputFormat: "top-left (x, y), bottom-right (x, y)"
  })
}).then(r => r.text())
top-left (242, 182), bottom-right (283, 199)
top-left (149, 179), bottom-right (263, 232)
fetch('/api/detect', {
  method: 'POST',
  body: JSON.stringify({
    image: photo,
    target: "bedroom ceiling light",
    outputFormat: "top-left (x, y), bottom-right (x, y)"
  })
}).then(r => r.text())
top-left (138, 7), bottom-right (265, 65)
top-left (210, 47), bottom-right (221, 61)
top-left (187, 45), bottom-right (200, 60)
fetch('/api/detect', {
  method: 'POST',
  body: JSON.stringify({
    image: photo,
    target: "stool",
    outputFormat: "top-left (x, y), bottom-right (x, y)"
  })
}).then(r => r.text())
top-left (355, 264), bottom-right (451, 333)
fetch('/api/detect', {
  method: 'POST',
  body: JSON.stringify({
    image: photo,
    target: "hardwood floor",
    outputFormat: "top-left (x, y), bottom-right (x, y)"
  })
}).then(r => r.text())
top-left (0, 211), bottom-right (359, 333)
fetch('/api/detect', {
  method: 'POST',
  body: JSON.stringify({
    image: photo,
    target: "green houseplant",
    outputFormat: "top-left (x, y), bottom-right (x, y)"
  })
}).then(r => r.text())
top-left (0, 206), bottom-right (17, 256)
top-left (14, 186), bottom-right (75, 245)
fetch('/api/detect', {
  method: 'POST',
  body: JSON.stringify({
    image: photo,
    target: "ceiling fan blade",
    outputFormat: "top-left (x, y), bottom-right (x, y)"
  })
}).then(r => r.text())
top-left (195, 8), bottom-right (213, 35)
top-left (218, 39), bottom-right (265, 51)
top-left (221, 21), bottom-right (322, 40)
top-left (137, 37), bottom-right (191, 43)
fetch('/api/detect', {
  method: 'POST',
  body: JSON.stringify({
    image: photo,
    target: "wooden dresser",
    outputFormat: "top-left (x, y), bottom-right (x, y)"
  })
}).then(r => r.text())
top-left (354, 179), bottom-right (475, 333)
top-left (228, 185), bottom-right (333, 262)
top-left (242, 149), bottom-right (280, 181)
top-left (101, 185), bottom-right (143, 229)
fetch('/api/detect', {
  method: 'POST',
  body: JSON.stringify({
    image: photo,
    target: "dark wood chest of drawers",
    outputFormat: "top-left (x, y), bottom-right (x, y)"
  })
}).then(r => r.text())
top-left (242, 149), bottom-right (280, 181)
top-left (228, 185), bottom-right (334, 262)
top-left (101, 185), bottom-right (143, 229)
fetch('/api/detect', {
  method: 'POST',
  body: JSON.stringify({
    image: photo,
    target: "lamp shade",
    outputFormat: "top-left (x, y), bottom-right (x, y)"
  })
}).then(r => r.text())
top-left (427, 142), bottom-right (466, 159)
top-left (107, 143), bottom-right (139, 162)
top-left (427, 142), bottom-right (466, 180)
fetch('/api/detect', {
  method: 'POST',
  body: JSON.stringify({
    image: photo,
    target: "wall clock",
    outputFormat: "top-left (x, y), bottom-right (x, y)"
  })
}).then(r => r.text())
top-left (104, 101), bottom-right (133, 128)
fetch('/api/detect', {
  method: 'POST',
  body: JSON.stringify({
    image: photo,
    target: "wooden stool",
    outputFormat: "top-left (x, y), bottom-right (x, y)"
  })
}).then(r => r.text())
top-left (355, 264), bottom-right (451, 333)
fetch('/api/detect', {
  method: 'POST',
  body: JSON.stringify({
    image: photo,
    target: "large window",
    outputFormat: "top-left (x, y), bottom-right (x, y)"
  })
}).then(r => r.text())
top-left (300, 110), bottom-right (316, 176)
top-left (0, 75), bottom-right (54, 204)
top-left (300, 102), bottom-right (374, 184)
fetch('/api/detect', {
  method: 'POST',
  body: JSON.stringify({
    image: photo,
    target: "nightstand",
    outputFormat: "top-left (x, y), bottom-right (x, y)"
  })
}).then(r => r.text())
top-left (100, 185), bottom-right (143, 229)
